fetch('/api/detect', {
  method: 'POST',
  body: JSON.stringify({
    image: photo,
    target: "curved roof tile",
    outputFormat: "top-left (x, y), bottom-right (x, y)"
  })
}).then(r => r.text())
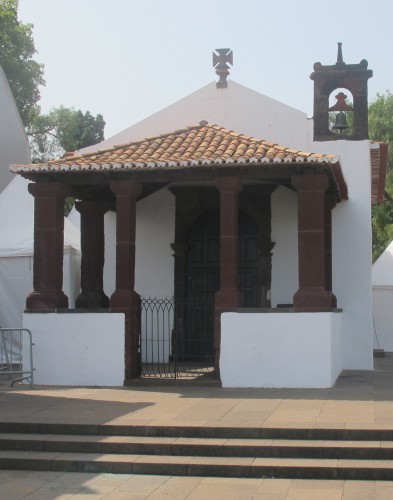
top-left (11, 124), bottom-right (338, 173)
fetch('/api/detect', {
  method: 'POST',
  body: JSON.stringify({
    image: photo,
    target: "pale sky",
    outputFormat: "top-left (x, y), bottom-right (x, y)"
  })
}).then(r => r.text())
top-left (18, 0), bottom-right (393, 139)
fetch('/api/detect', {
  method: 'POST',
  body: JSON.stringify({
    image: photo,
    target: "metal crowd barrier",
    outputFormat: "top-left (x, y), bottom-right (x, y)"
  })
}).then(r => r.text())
top-left (0, 328), bottom-right (34, 387)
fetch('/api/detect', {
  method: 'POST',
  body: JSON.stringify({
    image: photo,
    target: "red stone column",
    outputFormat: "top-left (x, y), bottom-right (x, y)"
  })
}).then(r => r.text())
top-left (214, 176), bottom-right (242, 376)
top-left (325, 194), bottom-right (337, 308)
top-left (26, 182), bottom-right (69, 310)
top-left (75, 201), bottom-right (109, 309)
top-left (110, 180), bottom-right (141, 381)
top-left (292, 174), bottom-right (335, 311)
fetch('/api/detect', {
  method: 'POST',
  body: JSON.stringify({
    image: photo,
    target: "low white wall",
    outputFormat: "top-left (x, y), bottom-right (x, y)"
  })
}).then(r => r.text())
top-left (372, 287), bottom-right (393, 351)
top-left (23, 312), bottom-right (125, 386)
top-left (220, 311), bottom-right (342, 388)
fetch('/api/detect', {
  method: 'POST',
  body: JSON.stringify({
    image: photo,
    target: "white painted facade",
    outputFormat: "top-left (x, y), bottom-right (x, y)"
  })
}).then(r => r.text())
top-left (270, 186), bottom-right (299, 307)
top-left (315, 140), bottom-right (373, 370)
top-left (220, 312), bottom-right (342, 388)
top-left (23, 312), bottom-right (125, 386)
top-left (135, 189), bottom-right (175, 299)
top-left (80, 81), bottom-right (312, 155)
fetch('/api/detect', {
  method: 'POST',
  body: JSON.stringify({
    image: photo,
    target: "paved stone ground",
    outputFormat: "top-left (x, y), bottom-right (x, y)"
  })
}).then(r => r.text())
top-left (1, 355), bottom-right (393, 498)
top-left (1, 471), bottom-right (393, 499)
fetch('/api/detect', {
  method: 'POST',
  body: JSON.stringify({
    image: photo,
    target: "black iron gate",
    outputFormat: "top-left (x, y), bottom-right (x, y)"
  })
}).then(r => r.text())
top-left (140, 296), bottom-right (215, 378)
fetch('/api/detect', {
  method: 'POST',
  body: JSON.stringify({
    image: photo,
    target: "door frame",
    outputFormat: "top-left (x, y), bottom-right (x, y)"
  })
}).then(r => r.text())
top-left (170, 184), bottom-right (275, 366)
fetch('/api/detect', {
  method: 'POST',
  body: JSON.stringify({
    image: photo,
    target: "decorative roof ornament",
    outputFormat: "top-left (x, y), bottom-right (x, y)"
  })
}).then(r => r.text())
top-left (213, 48), bottom-right (233, 88)
top-left (336, 42), bottom-right (344, 65)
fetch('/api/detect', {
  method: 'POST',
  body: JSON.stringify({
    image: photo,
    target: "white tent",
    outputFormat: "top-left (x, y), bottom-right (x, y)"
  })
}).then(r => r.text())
top-left (0, 67), bottom-right (30, 193)
top-left (0, 176), bottom-right (81, 329)
top-left (372, 241), bottom-right (393, 351)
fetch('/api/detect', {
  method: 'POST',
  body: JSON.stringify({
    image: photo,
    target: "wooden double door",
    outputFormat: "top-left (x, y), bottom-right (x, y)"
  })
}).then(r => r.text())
top-left (182, 209), bottom-right (263, 359)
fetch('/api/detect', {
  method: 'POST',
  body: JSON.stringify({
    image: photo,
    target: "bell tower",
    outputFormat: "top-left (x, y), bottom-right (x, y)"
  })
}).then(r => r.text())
top-left (310, 43), bottom-right (373, 141)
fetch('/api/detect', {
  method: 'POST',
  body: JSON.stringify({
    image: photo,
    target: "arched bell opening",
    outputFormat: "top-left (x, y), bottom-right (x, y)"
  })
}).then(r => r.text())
top-left (328, 88), bottom-right (354, 136)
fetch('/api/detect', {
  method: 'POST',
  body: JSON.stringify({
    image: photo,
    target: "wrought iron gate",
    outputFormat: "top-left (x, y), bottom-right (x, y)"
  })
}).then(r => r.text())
top-left (140, 297), bottom-right (215, 378)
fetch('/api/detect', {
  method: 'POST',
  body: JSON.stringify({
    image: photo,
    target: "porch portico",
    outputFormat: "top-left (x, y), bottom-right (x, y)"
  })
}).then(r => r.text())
top-left (14, 124), bottom-right (347, 386)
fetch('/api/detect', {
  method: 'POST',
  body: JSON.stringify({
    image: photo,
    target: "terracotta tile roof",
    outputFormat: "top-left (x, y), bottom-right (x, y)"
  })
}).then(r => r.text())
top-left (11, 124), bottom-right (339, 174)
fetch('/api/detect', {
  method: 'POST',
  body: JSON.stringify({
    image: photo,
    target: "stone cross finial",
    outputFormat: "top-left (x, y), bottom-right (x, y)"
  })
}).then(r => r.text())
top-left (336, 42), bottom-right (344, 65)
top-left (213, 48), bottom-right (233, 88)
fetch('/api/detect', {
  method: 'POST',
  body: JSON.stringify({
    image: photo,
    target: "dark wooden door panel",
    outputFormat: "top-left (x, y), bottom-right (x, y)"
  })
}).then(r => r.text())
top-left (185, 209), bottom-right (262, 359)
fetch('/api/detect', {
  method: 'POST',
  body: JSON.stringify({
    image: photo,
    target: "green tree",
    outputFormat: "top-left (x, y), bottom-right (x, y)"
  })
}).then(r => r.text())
top-left (28, 107), bottom-right (105, 163)
top-left (0, 0), bottom-right (45, 127)
top-left (370, 91), bottom-right (393, 261)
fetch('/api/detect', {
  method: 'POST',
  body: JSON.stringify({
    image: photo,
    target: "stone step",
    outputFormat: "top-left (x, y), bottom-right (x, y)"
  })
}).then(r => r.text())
top-left (1, 449), bottom-right (393, 480)
top-left (1, 433), bottom-right (393, 460)
top-left (2, 421), bottom-right (393, 441)
top-left (2, 424), bottom-right (393, 480)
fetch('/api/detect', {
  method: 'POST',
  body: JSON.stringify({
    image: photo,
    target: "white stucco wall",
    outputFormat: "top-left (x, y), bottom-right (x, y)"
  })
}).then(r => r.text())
top-left (103, 211), bottom-right (116, 297)
top-left (80, 81), bottom-right (312, 155)
top-left (271, 186), bottom-right (298, 306)
top-left (135, 188), bottom-right (175, 299)
top-left (220, 311), bottom-right (343, 388)
top-left (102, 189), bottom-right (175, 300)
top-left (372, 287), bottom-right (393, 351)
top-left (23, 312), bottom-right (125, 386)
top-left (63, 250), bottom-right (81, 309)
top-left (314, 140), bottom-right (373, 370)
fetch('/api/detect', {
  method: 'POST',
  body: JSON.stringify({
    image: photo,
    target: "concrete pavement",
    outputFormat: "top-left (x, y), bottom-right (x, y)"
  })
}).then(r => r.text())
top-left (1, 355), bottom-right (393, 498)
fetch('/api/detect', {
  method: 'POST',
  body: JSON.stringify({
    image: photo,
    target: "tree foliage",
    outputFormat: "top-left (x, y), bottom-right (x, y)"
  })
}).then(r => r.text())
top-left (0, 0), bottom-right (45, 127)
top-left (0, 1), bottom-right (105, 165)
top-left (369, 91), bottom-right (393, 261)
top-left (28, 107), bottom-right (105, 163)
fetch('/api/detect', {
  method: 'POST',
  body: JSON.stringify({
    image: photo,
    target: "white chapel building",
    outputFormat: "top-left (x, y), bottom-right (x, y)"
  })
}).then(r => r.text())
top-left (12, 46), bottom-right (387, 388)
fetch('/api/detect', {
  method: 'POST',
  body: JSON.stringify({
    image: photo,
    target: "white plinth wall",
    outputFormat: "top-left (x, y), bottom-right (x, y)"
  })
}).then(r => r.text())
top-left (23, 312), bottom-right (125, 386)
top-left (220, 311), bottom-right (343, 388)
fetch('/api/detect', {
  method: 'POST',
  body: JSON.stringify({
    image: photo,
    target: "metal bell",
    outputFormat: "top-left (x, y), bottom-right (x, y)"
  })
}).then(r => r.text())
top-left (333, 111), bottom-right (349, 133)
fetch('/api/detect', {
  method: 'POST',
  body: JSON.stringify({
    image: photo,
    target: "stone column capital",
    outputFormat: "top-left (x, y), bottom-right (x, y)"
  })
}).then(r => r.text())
top-left (291, 174), bottom-right (329, 193)
top-left (325, 193), bottom-right (337, 211)
top-left (215, 176), bottom-right (243, 194)
top-left (28, 181), bottom-right (71, 198)
top-left (75, 200), bottom-right (109, 216)
top-left (110, 179), bottom-right (141, 198)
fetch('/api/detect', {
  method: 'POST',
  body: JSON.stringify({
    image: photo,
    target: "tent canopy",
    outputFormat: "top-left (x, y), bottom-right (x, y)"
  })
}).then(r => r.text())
top-left (372, 241), bottom-right (393, 288)
top-left (0, 176), bottom-right (80, 257)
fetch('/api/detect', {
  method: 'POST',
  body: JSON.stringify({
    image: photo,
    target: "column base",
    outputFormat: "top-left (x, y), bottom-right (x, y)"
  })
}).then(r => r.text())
top-left (110, 289), bottom-right (140, 311)
top-left (26, 291), bottom-right (68, 310)
top-left (293, 287), bottom-right (337, 312)
top-left (110, 290), bottom-right (141, 380)
top-left (76, 290), bottom-right (109, 309)
top-left (214, 288), bottom-right (241, 379)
